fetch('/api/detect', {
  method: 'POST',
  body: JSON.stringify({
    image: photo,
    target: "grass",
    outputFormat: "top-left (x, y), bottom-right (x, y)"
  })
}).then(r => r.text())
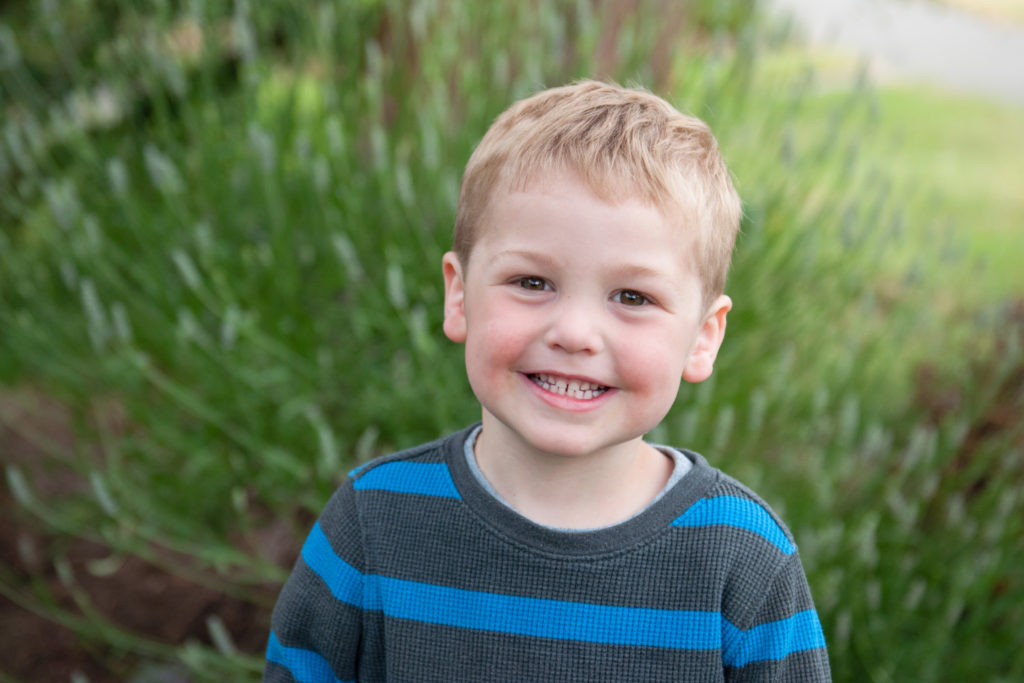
top-left (753, 44), bottom-right (1024, 305)
top-left (863, 86), bottom-right (1024, 302)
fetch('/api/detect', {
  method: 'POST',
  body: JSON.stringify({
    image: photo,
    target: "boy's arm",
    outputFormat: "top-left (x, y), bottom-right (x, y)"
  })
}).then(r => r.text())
top-left (723, 552), bottom-right (831, 682)
top-left (263, 483), bottom-right (365, 683)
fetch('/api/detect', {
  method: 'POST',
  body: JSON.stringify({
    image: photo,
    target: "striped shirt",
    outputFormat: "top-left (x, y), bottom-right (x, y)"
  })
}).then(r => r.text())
top-left (264, 425), bottom-right (830, 681)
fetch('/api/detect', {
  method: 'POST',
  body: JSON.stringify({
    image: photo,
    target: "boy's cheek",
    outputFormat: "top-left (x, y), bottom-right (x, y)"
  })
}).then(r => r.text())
top-left (625, 350), bottom-right (686, 394)
top-left (465, 322), bottom-right (526, 364)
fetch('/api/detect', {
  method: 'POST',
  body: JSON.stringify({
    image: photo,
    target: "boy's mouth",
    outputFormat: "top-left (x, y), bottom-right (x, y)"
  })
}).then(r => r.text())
top-left (527, 373), bottom-right (609, 400)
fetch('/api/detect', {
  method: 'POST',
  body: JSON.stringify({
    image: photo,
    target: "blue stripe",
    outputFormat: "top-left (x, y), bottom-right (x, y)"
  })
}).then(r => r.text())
top-left (723, 609), bottom-right (827, 667)
top-left (301, 526), bottom-right (720, 649)
top-left (266, 630), bottom-right (351, 683)
top-left (302, 514), bottom-right (721, 650)
top-left (671, 496), bottom-right (795, 555)
top-left (375, 575), bottom-right (720, 649)
top-left (347, 461), bottom-right (371, 478)
top-left (301, 521), bottom-right (362, 605)
top-left (352, 462), bottom-right (461, 499)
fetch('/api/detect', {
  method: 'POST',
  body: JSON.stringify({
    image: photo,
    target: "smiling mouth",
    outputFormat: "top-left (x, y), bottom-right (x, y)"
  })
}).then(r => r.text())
top-left (528, 373), bottom-right (610, 400)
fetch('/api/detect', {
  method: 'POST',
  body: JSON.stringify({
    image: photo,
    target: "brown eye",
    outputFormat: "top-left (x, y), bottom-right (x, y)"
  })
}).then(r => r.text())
top-left (615, 290), bottom-right (647, 306)
top-left (519, 277), bottom-right (547, 291)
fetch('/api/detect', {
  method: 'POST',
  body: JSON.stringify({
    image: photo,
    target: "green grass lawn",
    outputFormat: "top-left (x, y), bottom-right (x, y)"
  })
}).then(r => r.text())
top-left (866, 86), bottom-right (1024, 303)
top-left (754, 46), bottom-right (1024, 305)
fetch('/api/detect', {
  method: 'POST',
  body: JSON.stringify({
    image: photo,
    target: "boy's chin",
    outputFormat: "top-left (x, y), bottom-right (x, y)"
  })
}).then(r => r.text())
top-left (481, 414), bottom-right (648, 460)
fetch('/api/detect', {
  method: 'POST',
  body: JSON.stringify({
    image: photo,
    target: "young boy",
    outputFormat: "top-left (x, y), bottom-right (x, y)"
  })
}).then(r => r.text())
top-left (264, 81), bottom-right (830, 681)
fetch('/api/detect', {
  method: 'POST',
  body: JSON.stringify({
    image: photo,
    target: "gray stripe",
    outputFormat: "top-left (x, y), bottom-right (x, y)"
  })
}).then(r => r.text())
top-left (725, 647), bottom-right (832, 682)
top-left (329, 492), bottom-right (798, 618)
top-left (271, 562), bottom-right (361, 681)
top-left (371, 619), bottom-right (725, 682)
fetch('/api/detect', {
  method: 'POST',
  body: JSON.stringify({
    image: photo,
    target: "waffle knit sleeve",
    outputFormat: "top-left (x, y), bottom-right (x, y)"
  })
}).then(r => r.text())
top-left (263, 481), bottom-right (363, 683)
top-left (723, 552), bottom-right (831, 682)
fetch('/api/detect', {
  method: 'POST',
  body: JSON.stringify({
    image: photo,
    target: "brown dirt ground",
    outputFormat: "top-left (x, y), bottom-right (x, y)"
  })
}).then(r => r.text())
top-left (0, 393), bottom-right (296, 682)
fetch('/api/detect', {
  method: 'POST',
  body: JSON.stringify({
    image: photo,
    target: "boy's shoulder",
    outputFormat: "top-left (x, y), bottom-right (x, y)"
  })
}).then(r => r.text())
top-left (682, 457), bottom-right (799, 555)
top-left (342, 426), bottom-right (472, 498)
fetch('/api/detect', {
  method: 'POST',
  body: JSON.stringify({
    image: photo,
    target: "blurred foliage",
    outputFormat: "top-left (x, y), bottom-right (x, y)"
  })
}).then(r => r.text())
top-left (1, 0), bottom-right (1021, 680)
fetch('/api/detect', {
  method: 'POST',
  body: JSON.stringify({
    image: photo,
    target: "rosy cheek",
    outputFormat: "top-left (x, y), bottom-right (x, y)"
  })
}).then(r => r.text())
top-left (479, 305), bottom-right (534, 348)
top-left (465, 314), bottom-right (531, 372)
top-left (480, 327), bottom-right (531, 367)
top-left (620, 341), bottom-right (684, 393)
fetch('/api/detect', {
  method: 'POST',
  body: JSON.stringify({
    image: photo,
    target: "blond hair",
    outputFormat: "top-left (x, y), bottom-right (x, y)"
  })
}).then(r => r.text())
top-left (454, 80), bottom-right (741, 304)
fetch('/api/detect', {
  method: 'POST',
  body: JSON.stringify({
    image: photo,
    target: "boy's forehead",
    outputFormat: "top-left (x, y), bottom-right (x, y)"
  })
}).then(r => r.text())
top-left (472, 172), bottom-right (702, 269)
top-left (478, 170), bottom-right (695, 244)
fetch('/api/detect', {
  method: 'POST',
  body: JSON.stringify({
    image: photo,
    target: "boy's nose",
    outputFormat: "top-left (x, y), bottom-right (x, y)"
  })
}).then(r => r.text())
top-left (542, 297), bottom-right (604, 355)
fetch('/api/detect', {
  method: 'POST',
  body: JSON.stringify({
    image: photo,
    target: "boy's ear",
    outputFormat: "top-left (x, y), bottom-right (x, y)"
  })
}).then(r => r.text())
top-left (682, 295), bottom-right (731, 383)
top-left (441, 251), bottom-right (468, 343)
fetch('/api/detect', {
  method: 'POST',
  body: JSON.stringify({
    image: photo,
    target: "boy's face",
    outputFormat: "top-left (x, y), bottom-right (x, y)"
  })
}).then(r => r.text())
top-left (442, 172), bottom-right (731, 460)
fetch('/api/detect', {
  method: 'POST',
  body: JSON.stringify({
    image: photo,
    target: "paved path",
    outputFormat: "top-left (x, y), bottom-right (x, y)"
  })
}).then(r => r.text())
top-left (764, 0), bottom-right (1024, 104)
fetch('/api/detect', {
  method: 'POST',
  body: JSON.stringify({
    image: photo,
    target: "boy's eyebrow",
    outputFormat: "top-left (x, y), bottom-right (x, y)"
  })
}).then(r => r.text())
top-left (488, 249), bottom-right (675, 281)
top-left (610, 263), bottom-right (670, 280)
top-left (487, 249), bottom-right (559, 268)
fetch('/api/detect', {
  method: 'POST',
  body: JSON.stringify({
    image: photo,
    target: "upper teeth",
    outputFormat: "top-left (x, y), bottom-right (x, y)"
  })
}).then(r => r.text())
top-left (530, 373), bottom-right (608, 399)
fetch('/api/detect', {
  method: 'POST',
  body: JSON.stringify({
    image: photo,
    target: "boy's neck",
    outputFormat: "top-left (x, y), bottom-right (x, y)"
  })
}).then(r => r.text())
top-left (473, 416), bottom-right (674, 529)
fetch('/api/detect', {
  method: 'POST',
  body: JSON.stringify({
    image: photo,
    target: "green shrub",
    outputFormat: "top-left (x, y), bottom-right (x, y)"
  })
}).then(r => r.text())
top-left (1, 0), bottom-right (1020, 680)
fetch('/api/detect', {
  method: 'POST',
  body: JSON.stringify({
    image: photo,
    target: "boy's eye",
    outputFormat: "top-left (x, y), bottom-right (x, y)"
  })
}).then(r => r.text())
top-left (614, 290), bottom-right (648, 306)
top-left (518, 277), bottom-right (547, 291)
